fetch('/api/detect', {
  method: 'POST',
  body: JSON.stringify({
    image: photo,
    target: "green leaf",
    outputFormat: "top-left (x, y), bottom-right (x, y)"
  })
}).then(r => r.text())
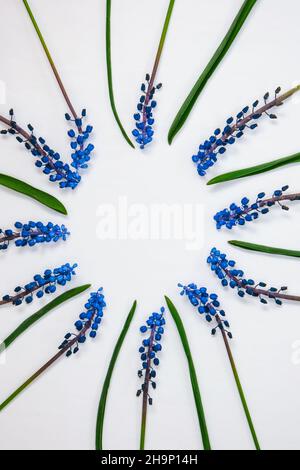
top-left (165, 296), bottom-right (211, 450)
top-left (1, 285), bottom-right (91, 352)
top-left (106, 0), bottom-right (135, 148)
top-left (229, 240), bottom-right (300, 258)
top-left (0, 173), bottom-right (67, 215)
top-left (168, 0), bottom-right (257, 144)
top-left (95, 300), bottom-right (137, 450)
top-left (207, 152), bottom-right (300, 185)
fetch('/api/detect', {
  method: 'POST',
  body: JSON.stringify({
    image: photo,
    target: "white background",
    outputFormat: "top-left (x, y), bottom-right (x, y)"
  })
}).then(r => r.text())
top-left (0, 0), bottom-right (299, 450)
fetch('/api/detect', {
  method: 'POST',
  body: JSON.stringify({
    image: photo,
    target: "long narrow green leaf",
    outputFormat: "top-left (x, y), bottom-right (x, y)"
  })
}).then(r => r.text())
top-left (168, 0), bottom-right (257, 144)
top-left (0, 173), bottom-right (67, 215)
top-left (229, 240), bottom-right (300, 258)
top-left (95, 300), bottom-right (137, 450)
top-left (1, 285), bottom-right (91, 352)
top-left (106, 0), bottom-right (135, 148)
top-left (165, 296), bottom-right (211, 450)
top-left (207, 152), bottom-right (300, 185)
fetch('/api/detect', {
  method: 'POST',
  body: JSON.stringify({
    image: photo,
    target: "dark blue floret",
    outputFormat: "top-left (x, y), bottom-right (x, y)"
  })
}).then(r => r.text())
top-left (137, 307), bottom-right (165, 402)
top-left (1, 262), bottom-right (77, 306)
top-left (132, 74), bottom-right (162, 149)
top-left (207, 247), bottom-right (287, 305)
top-left (213, 185), bottom-right (291, 230)
top-left (1, 109), bottom-right (94, 189)
top-left (59, 288), bottom-right (106, 357)
top-left (193, 88), bottom-right (282, 177)
top-left (0, 221), bottom-right (69, 250)
top-left (178, 283), bottom-right (232, 338)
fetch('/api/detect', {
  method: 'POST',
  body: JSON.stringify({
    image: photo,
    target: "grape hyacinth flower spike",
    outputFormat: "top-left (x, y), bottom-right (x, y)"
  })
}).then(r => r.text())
top-left (178, 284), bottom-right (260, 450)
top-left (0, 221), bottom-right (69, 251)
top-left (0, 1), bottom-right (95, 189)
top-left (0, 108), bottom-right (94, 189)
top-left (137, 307), bottom-right (166, 450)
top-left (0, 288), bottom-right (106, 413)
top-left (0, 263), bottom-right (77, 307)
top-left (208, 247), bottom-right (300, 305)
top-left (214, 185), bottom-right (299, 230)
top-left (132, 0), bottom-right (175, 149)
top-left (193, 85), bottom-right (300, 177)
top-left (22, 0), bottom-right (91, 138)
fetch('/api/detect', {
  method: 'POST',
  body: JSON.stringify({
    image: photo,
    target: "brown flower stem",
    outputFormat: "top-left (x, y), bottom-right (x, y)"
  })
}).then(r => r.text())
top-left (215, 314), bottom-right (260, 450)
top-left (0, 317), bottom-right (94, 413)
top-left (0, 279), bottom-right (53, 306)
top-left (0, 115), bottom-right (45, 153)
top-left (202, 85), bottom-right (300, 163)
top-left (22, 0), bottom-right (80, 125)
top-left (141, 0), bottom-right (175, 133)
top-left (229, 193), bottom-right (300, 219)
top-left (0, 229), bottom-right (44, 246)
top-left (222, 266), bottom-right (300, 302)
top-left (252, 193), bottom-right (300, 207)
top-left (0, 113), bottom-right (70, 179)
top-left (0, 233), bottom-right (20, 243)
top-left (139, 325), bottom-right (156, 450)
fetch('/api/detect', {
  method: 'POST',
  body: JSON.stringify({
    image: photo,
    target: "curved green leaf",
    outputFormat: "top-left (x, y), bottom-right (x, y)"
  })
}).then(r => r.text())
top-left (168, 0), bottom-right (257, 144)
top-left (1, 285), bottom-right (91, 352)
top-left (165, 296), bottom-right (211, 450)
top-left (207, 152), bottom-right (300, 185)
top-left (229, 240), bottom-right (300, 258)
top-left (106, 0), bottom-right (135, 148)
top-left (95, 300), bottom-right (137, 450)
top-left (0, 173), bottom-right (67, 215)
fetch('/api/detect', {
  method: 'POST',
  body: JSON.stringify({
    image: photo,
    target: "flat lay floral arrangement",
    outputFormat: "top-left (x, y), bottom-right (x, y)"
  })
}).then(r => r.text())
top-left (0, 0), bottom-right (300, 451)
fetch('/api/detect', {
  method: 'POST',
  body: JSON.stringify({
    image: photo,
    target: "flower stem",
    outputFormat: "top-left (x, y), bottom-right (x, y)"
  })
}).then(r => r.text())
top-left (0, 317), bottom-right (93, 413)
top-left (222, 265), bottom-right (300, 302)
top-left (227, 192), bottom-right (300, 222)
top-left (0, 114), bottom-right (44, 154)
top-left (139, 325), bottom-right (156, 450)
top-left (22, 0), bottom-right (79, 121)
top-left (0, 347), bottom-right (66, 412)
top-left (216, 314), bottom-right (260, 450)
top-left (0, 113), bottom-right (73, 181)
top-left (0, 280), bottom-right (52, 306)
top-left (154, 0), bottom-right (176, 77)
top-left (0, 229), bottom-right (44, 246)
top-left (140, 0), bottom-right (175, 142)
top-left (140, 406), bottom-right (147, 451)
top-left (201, 85), bottom-right (300, 165)
top-left (0, 232), bottom-right (21, 244)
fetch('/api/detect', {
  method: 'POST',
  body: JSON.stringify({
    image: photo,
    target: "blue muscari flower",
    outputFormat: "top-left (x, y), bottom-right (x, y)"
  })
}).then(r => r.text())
top-left (0, 221), bottom-right (69, 250)
top-left (132, 74), bottom-right (162, 149)
top-left (137, 307), bottom-right (165, 403)
top-left (207, 247), bottom-right (289, 306)
top-left (59, 288), bottom-right (106, 356)
top-left (0, 262), bottom-right (77, 306)
top-left (1, 109), bottom-right (94, 189)
top-left (214, 185), bottom-right (291, 230)
top-left (192, 87), bottom-right (282, 177)
top-left (178, 283), bottom-right (232, 338)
